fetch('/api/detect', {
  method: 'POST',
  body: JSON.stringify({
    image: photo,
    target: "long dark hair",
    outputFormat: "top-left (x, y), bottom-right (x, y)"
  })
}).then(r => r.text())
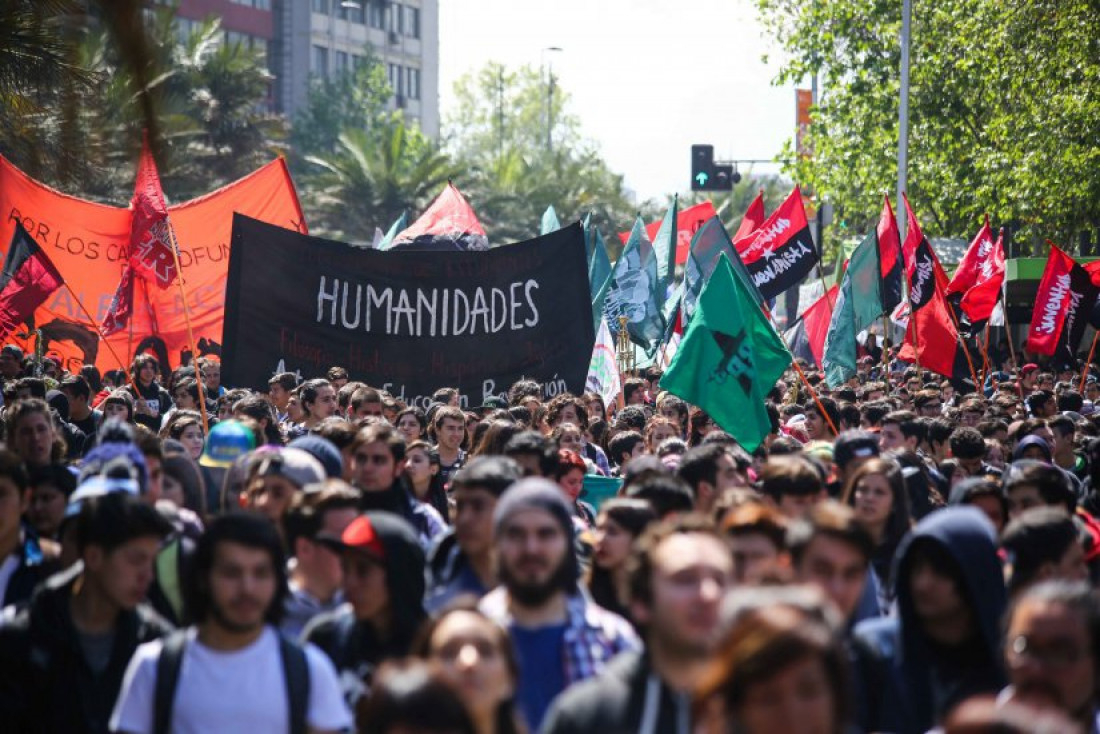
top-left (185, 512), bottom-right (288, 627)
top-left (403, 440), bottom-right (449, 521)
top-left (586, 498), bottom-right (657, 620)
top-left (410, 602), bottom-right (526, 734)
top-left (841, 458), bottom-right (912, 583)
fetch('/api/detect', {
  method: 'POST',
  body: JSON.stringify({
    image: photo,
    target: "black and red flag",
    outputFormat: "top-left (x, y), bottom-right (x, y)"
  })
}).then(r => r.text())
top-left (877, 196), bottom-right (904, 313)
top-left (1027, 243), bottom-right (1100, 358)
top-left (733, 186), bottom-right (820, 301)
top-left (0, 221), bottom-right (64, 341)
top-left (897, 195), bottom-right (967, 380)
top-left (390, 182), bottom-right (489, 251)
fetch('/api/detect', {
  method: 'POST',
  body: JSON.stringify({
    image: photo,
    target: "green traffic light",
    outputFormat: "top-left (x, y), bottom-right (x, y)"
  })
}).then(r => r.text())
top-left (695, 171), bottom-right (709, 186)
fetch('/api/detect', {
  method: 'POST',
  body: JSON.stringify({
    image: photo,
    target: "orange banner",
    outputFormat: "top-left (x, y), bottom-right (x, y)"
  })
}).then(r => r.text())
top-left (0, 154), bottom-right (306, 376)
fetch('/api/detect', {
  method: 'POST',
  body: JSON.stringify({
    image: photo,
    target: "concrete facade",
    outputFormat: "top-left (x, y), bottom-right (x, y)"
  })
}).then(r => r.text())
top-left (276, 0), bottom-right (439, 138)
top-left (172, 0), bottom-right (440, 139)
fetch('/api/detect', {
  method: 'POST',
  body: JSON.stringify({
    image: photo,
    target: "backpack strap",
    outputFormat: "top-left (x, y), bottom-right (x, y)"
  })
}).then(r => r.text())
top-left (153, 631), bottom-right (189, 734)
top-left (278, 634), bottom-right (311, 734)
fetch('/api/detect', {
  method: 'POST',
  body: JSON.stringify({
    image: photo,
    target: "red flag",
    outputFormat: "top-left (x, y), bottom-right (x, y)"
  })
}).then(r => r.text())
top-left (959, 228), bottom-right (1005, 323)
top-left (1027, 244), bottom-right (1078, 356)
top-left (733, 186), bottom-right (820, 301)
top-left (733, 191), bottom-right (765, 241)
top-left (128, 140), bottom-right (179, 289)
top-left (877, 196), bottom-right (903, 313)
top-left (0, 222), bottom-right (64, 341)
top-left (617, 201), bottom-right (718, 266)
top-left (802, 285), bottom-right (838, 368)
top-left (898, 195), bottom-right (962, 378)
top-left (100, 265), bottom-right (134, 337)
top-left (947, 216), bottom-right (994, 297)
top-left (391, 182), bottom-right (488, 251)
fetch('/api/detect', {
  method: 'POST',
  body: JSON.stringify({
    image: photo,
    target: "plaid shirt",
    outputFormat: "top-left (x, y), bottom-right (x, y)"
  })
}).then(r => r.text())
top-left (480, 587), bottom-right (641, 685)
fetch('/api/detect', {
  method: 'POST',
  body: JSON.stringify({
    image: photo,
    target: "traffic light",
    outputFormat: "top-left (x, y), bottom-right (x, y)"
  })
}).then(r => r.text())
top-left (690, 144), bottom-right (734, 192)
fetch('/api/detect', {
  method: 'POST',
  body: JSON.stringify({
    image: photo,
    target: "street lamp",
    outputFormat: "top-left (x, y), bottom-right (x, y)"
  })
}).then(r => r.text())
top-left (541, 46), bottom-right (563, 152)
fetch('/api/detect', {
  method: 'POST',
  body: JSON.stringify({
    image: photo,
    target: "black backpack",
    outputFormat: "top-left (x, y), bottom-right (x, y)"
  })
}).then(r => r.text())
top-left (153, 630), bottom-right (310, 734)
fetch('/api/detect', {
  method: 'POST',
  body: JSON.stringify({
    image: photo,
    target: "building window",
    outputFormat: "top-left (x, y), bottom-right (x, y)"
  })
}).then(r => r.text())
top-left (389, 2), bottom-right (402, 32)
top-left (231, 0), bottom-right (271, 7)
top-left (367, 0), bottom-right (384, 28)
top-left (312, 45), bottom-right (329, 76)
top-left (404, 6), bottom-right (420, 38)
top-left (338, 1), bottom-right (365, 23)
top-left (312, 0), bottom-right (329, 13)
top-left (407, 67), bottom-right (420, 100)
top-left (335, 50), bottom-right (350, 74)
top-left (388, 63), bottom-right (404, 96)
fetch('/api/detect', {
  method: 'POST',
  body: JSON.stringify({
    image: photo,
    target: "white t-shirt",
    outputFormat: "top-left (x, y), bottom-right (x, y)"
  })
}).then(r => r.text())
top-left (110, 626), bottom-right (352, 734)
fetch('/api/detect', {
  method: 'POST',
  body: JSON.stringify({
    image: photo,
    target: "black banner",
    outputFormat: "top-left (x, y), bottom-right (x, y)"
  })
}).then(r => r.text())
top-left (223, 215), bottom-right (595, 408)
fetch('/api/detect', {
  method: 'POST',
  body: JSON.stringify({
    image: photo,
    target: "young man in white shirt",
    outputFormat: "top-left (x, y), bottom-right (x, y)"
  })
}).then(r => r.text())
top-left (111, 512), bottom-right (352, 733)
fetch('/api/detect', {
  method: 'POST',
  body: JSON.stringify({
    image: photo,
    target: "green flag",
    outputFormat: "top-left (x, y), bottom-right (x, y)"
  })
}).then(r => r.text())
top-left (541, 205), bottom-right (561, 235)
top-left (589, 228), bottom-right (614, 332)
top-left (682, 216), bottom-right (763, 324)
top-left (822, 229), bottom-right (885, 387)
top-left (651, 195), bottom-right (679, 299)
top-left (604, 217), bottom-right (665, 355)
top-left (376, 211), bottom-right (408, 251)
top-left (660, 254), bottom-right (791, 452)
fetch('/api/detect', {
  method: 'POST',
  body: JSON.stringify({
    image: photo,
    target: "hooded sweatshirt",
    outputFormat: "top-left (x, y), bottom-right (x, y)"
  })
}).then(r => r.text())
top-left (854, 506), bottom-right (1006, 734)
top-left (303, 512), bottom-right (427, 709)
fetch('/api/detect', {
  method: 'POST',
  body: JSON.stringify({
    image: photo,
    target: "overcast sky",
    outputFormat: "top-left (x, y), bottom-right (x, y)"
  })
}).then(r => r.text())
top-left (438, 0), bottom-right (800, 203)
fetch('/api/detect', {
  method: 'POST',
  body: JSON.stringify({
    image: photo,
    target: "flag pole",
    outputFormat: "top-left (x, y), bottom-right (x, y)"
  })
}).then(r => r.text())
top-left (760, 300), bottom-right (838, 437)
top-left (58, 282), bottom-right (129, 372)
top-left (942, 303), bottom-right (980, 389)
top-left (1079, 329), bottom-right (1100, 393)
top-left (165, 227), bottom-right (210, 436)
top-left (788, 357), bottom-right (839, 438)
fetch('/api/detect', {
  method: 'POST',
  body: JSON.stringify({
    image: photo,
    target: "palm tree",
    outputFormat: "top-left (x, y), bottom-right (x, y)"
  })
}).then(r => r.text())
top-left (306, 121), bottom-right (457, 241)
top-left (0, 1), bottom-right (93, 185)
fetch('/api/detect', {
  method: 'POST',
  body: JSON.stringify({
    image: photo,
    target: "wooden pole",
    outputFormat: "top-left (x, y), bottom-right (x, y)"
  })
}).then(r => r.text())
top-left (1080, 329), bottom-right (1100, 394)
top-left (942, 301), bottom-right (980, 390)
top-left (62, 282), bottom-right (128, 373)
top-left (165, 226), bottom-right (210, 436)
top-left (789, 357), bottom-right (839, 438)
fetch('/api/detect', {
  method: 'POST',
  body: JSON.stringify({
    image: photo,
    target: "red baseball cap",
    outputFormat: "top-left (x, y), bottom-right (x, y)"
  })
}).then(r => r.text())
top-left (316, 515), bottom-right (385, 561)
top-left (1021, 363), bottom-right (1040, 375)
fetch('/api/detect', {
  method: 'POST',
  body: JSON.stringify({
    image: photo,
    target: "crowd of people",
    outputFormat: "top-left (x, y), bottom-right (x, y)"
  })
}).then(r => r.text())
top-left (0, 341), bottom-right (1099, 733)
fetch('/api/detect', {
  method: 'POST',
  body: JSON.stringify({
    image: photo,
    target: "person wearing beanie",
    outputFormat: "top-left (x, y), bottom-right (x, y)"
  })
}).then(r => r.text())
top-left (479, 478), bottom-right (640, 732)
top-left (304, 511), bottom-right (428, 710)
top-left (288, 435), bottom-right (344, 479)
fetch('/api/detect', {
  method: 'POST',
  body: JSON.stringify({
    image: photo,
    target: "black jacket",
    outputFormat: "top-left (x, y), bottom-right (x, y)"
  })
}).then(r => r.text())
top-left (304, 512), bottom-right (426, 708)
top-left (854, 506), bottom-right (1007, 733)
top-left (0, 563), bottom-right (173, 734)
top-left (2, 525), bottom-right (59, 609)
top-left (540, 651), bottom-right (691, 734)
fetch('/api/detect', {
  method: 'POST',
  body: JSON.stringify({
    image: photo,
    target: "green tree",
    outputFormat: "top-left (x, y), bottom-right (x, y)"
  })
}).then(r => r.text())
top-left (757, 0), bottom-right (1100, 250)
top-left (445, 62), bottom-right (635, 243)
top-left (0, 1), bottom-right (94, 188)
top-left (304, 122), bottom-right (457, 241)
top-left (288, 60), bottom-right (392, 167)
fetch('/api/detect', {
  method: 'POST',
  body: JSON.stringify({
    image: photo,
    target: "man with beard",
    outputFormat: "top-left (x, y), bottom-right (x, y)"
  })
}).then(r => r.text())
top-left (1000, 580), bottom-right (1100, 731)
top-left (111, 513), bottom-right (351, 733)
top-left (541, 514), bottom-right (733, 733)
top-left (480, 479), bottom-right (640, 731)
